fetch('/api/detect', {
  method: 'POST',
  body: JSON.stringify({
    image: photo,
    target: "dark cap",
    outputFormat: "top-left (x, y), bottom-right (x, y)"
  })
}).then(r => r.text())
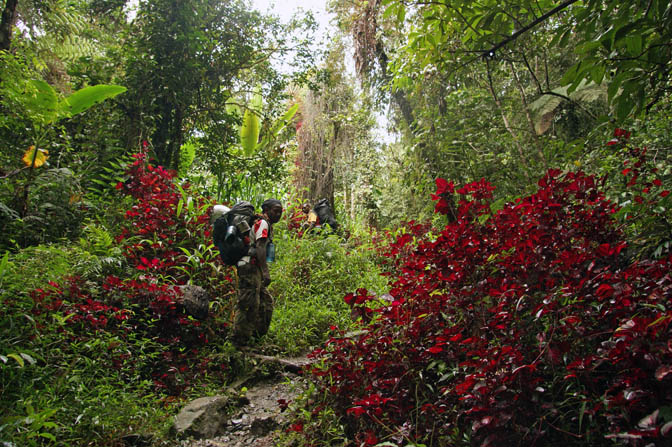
top-left (261, 198), bottom-right (282, 211)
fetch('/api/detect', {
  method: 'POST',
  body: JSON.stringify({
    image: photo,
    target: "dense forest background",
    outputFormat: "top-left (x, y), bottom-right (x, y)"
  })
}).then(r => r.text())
top-left (1, 0), bottom-right (671, 446)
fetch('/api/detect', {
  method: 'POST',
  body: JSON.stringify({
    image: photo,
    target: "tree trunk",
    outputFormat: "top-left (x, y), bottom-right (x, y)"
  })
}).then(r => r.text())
top-left (374, 35), bottom-right (417, 133)
top-left (0, 0), bottom-right (19, 51)
top-left (350, 183), bottom-right (355, 221)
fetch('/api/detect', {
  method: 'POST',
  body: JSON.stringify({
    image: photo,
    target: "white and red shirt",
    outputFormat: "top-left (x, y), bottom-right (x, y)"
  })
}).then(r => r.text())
top-left (238, 218), bottom-right (270, 266)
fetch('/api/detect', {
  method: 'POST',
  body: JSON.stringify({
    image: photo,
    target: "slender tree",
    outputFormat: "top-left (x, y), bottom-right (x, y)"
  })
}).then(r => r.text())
top-left (0, 0), bottom-right (18, 51)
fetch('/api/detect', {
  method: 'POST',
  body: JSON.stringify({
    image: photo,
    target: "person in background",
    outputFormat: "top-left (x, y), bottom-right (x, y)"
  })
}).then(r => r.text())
top-left (301, 202), bottom-right (320, 234)
top-left (232, 198), bottom-right (283, 347)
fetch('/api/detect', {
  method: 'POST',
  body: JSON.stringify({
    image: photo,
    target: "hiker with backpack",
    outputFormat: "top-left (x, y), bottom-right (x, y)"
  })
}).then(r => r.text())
top-left (301, 198), bottom-right (339, 234)
top-left (212, 199), bottom-right (283, 347)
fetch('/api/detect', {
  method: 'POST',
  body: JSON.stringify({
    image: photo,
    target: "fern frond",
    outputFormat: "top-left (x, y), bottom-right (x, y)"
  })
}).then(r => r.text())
top-left (58, 35), bottom-right (103, 61)
top-left (530, 81), bottom-right (607, 134)
top-left (80, 221), bottom-right (119, 256)
top-left (571, 83), bottom-right (607, 103)
top-left (86, 152), bottom-right (134, 199)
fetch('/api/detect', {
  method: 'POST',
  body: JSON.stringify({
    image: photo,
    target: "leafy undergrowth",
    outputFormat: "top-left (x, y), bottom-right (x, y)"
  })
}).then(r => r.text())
top-left (290, 131), bottom-right (672, 446)
top-left (268, 224), bottom-right (388, 355)
top-left (0, 147), bottom-right (389, 446)
top-left (0, 148), bottom-right (240, 446)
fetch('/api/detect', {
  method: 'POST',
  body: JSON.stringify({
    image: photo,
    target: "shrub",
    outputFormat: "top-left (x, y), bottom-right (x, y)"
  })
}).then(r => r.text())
top-left (299, 131), bottom-right (672, 446)
top-left (0, 167), bottom-right (88, 250)
top-left (1, 148), bottom-right (239, 446)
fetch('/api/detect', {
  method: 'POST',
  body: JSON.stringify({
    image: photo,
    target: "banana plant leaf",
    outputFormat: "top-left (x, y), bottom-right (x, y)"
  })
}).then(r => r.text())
top-left (65, 85), bottom-right (127, 116)
top-left (240, 86), bottom-right (263, 156)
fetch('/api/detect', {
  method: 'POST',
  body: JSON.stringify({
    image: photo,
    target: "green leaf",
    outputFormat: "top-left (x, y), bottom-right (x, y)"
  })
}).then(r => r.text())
top-left (0, 251), bottom-right (9, 281)
top-left (625, 35), bottom-right (642, 56)
top-left (396, 4), bottom-right (406, 23)
top-left (608, 71), bottom-right (629, 101)
top-left (478, 213), bottom-right (491, 224)
top-left (270, 103), bottom-right (300, 138)
top-left (240, 109), bottom-right (261, 156)
top-left (560, 61), bottom-right (581, 86)
top-left (579, 399), bottom-right (587, 431)
top-left (240, 86), bottom-right (263, 156)
top-left (24, 80), bottom-right (60, 124)
top-left (489, 197), bottom-right (507, 214)
top-left (7, 353), bottom-right (24, 367)
top-left (64, 85), bottom-right (126, 117)
top-left (575, 41), bottom-right (601, 54)
top-left (382, 3), bottom-right (396, 19)
top-left (598, 27), bottom-right (616, 51)
top-left (614, 21), bottom-right (640, 46)
top-left (615, 93), bottom-right (635, 121)
top-left (550, 27), bottom-right (572, 48)
top-left (250, 86), bottom-right (263, 112)
top-left (589, 64), bottom-right (606, 84)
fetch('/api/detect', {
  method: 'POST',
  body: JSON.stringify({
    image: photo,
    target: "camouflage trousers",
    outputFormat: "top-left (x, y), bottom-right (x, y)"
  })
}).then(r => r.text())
top-left (233, 263), bottom-right (273, 345)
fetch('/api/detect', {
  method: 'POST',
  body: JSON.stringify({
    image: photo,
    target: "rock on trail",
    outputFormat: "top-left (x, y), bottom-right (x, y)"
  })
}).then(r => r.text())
top-left (176, 356), bottom-right (311, 447)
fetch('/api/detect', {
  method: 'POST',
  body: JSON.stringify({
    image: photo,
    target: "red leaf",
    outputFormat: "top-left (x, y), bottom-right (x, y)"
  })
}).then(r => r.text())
top-left (347, 406), bottom-right (367, 417)
top-left (597, 243), bottom-right (613, 257)
top-left (364, 431), bottom-right (378, 446)
top-left (596, 283), bottom-right (614, 298)
top-left (455, 376), bottom-right (476, 394)
top-left (655, 365), bottom-right (672, 381)
top-left (287, 422), bottom-right (303, 432)
top-left (435, 177), bottom-right (455, 195)
top-left (614, 128), bottom-right (631, 139)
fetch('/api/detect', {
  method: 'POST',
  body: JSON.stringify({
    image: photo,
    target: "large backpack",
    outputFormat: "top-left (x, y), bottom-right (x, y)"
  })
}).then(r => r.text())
top-left (313, 198), bottom-right (339, 230)
top-left (212, 201), bottom-right (258, 266)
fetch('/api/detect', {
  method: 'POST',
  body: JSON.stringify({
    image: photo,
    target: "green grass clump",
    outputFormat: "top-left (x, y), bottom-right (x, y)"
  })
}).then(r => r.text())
top-left (267, 231), bottom-right (387, 355)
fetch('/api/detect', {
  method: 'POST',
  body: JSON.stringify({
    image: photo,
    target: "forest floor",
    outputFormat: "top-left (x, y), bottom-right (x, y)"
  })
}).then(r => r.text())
top-left (180, 354), bottom-right (311, 447)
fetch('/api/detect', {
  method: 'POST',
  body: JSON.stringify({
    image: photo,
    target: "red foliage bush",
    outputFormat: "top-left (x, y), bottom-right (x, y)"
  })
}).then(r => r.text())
top-left (116, 149), bottom-right (211, 277)
top-left (29, 149), bottom-right (235, 395)
top-left (306, 131), bottom-right (672, 446)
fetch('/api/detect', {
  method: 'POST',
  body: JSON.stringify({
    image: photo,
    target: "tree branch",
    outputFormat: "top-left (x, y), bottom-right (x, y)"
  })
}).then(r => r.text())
top-left (480, 0), bottom-right (580, 58)
top-left (520, 50), bottom-right (544, 94)
top-left (0, 166), bottom-right (28, 179)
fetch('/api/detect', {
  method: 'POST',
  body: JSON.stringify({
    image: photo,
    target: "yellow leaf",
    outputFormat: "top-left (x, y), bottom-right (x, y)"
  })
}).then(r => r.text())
top-left (22, 146), bottom-right (49, 168)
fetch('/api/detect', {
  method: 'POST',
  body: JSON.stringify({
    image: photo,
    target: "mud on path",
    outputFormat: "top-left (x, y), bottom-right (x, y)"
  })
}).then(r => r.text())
top-left (180, 355), bottom-right (311, 447)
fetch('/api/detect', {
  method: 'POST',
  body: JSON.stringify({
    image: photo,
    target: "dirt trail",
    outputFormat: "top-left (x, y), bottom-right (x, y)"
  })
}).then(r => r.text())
top-left (180, 355), bottom-right (311, 447)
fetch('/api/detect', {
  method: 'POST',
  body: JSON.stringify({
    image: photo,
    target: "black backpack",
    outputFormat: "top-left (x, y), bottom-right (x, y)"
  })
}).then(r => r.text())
top-left (212, 201), bottom-right (258, 266)
top-left (313, 198), bottom-right (339, 230)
